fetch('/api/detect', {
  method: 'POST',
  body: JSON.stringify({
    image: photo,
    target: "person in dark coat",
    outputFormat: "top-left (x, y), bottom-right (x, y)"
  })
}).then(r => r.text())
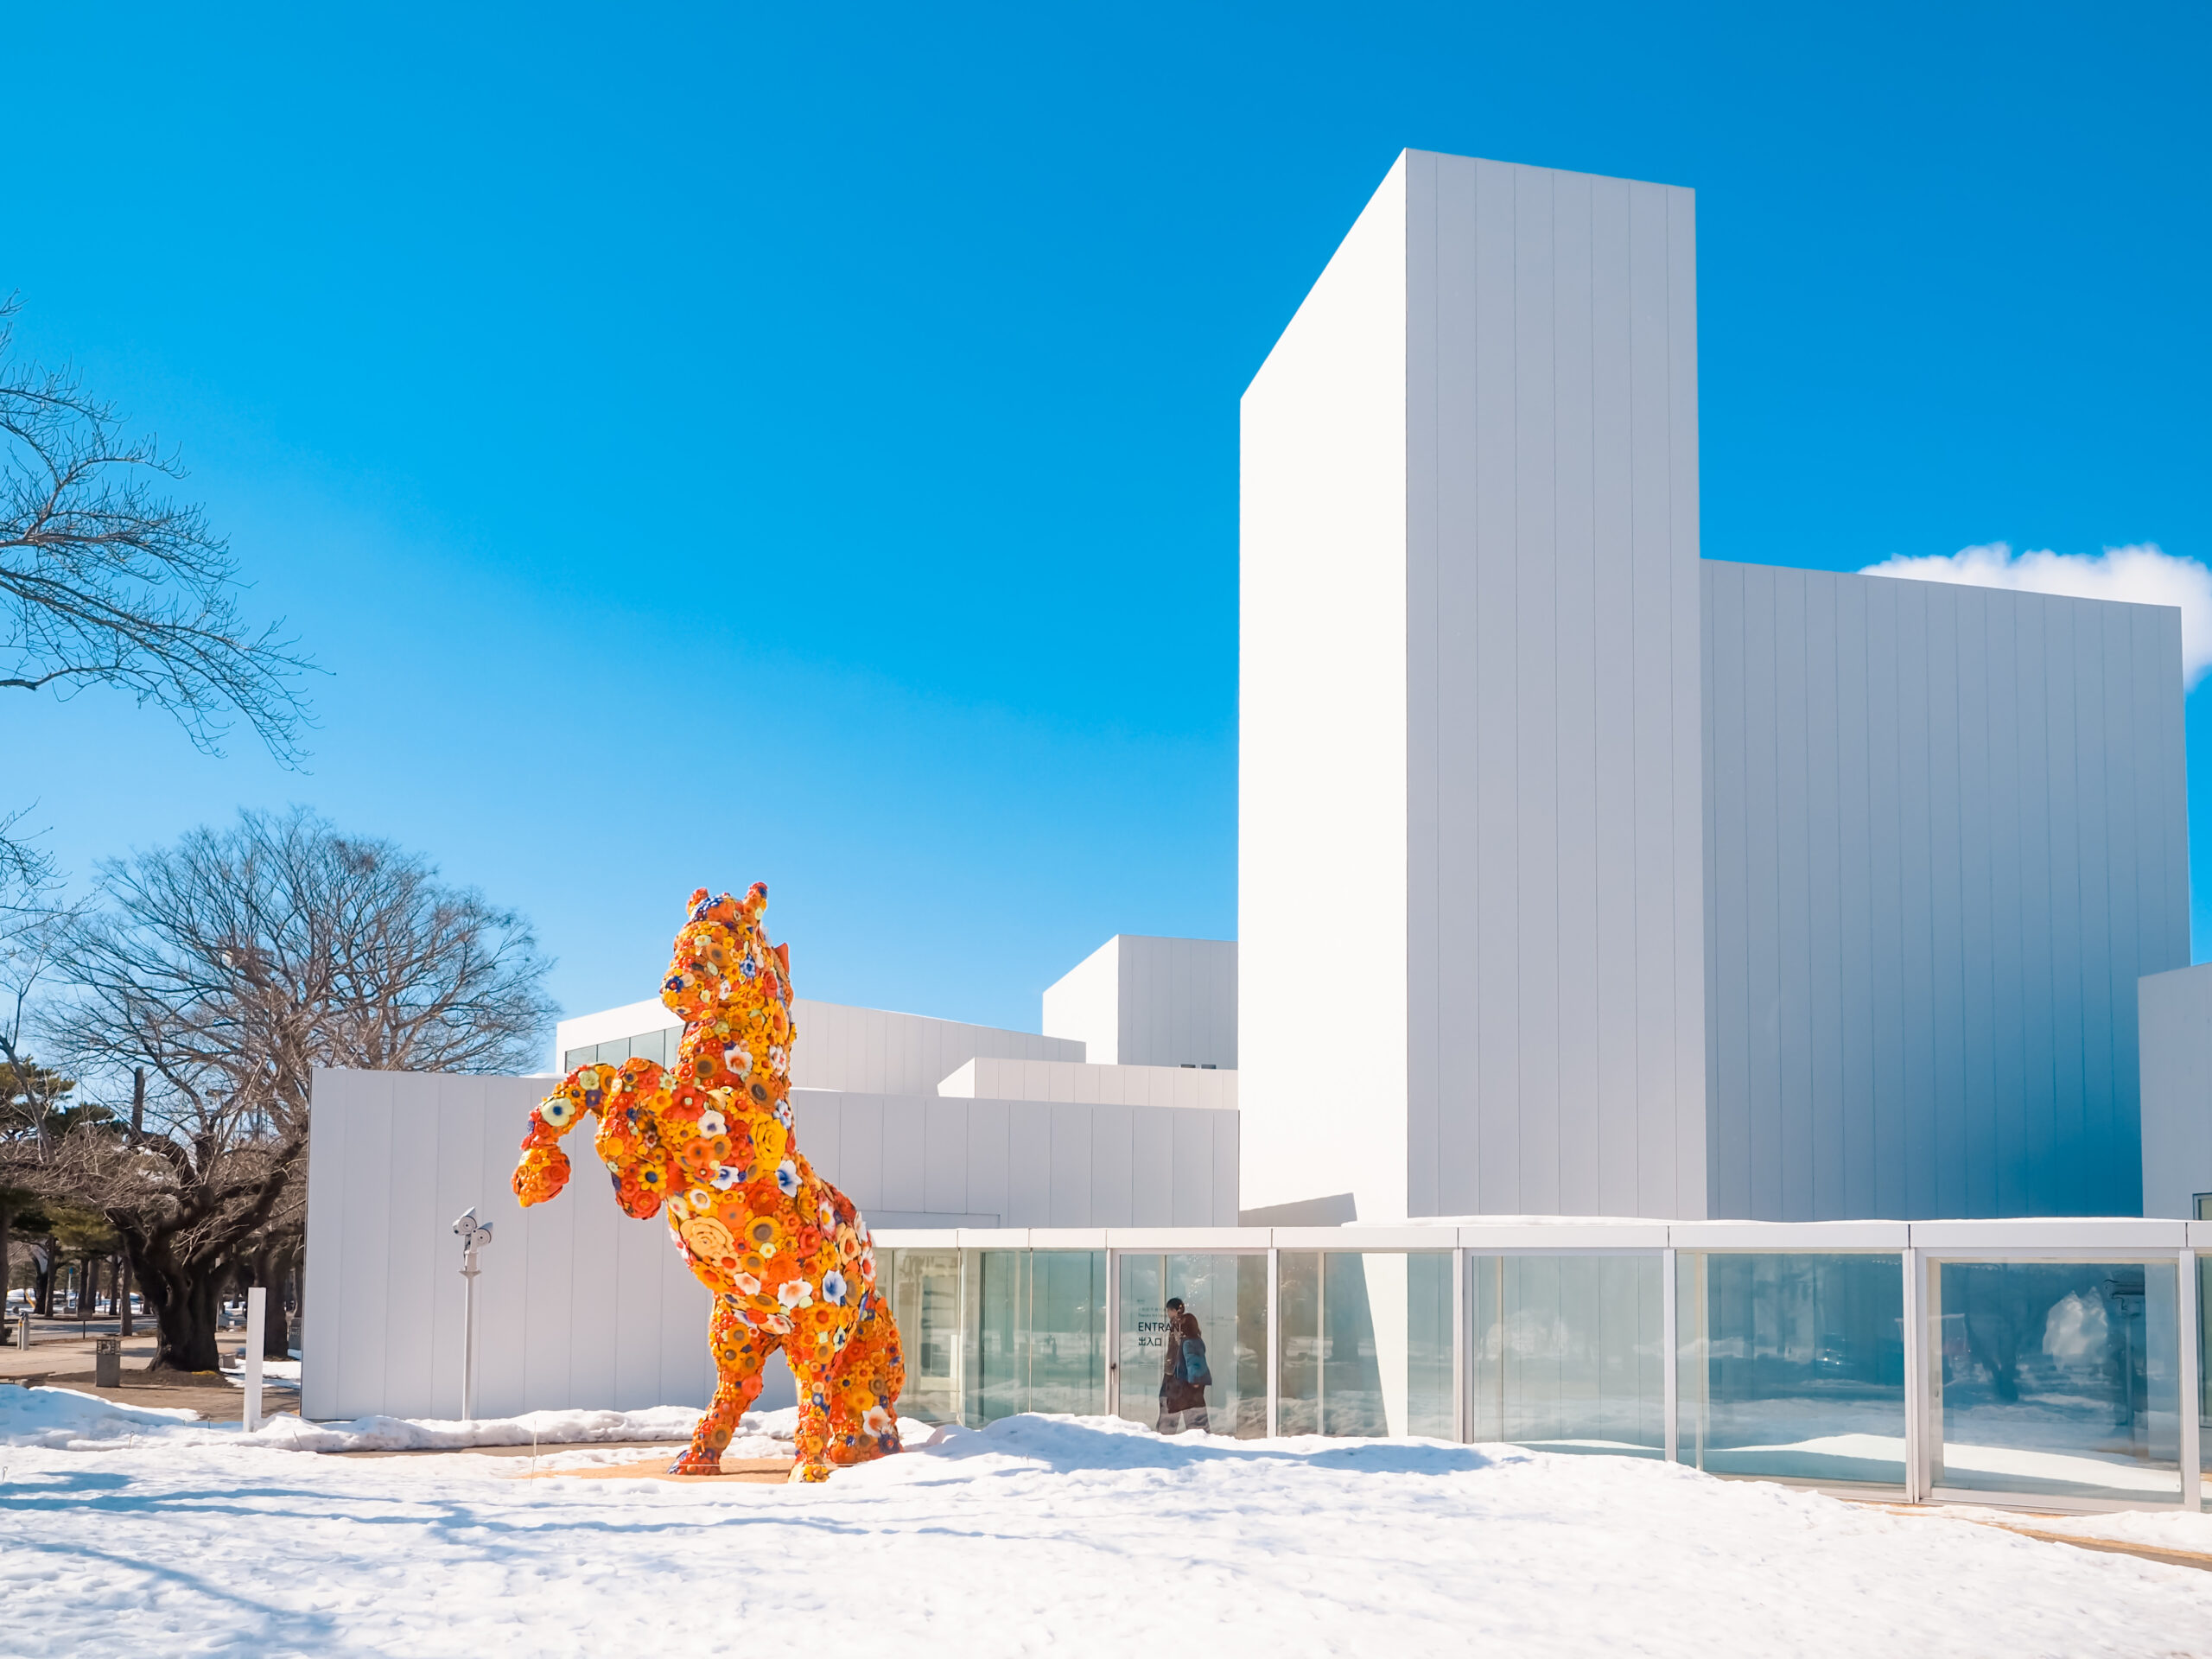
top-left (1157, 1296), bottom-right (1211, 1433)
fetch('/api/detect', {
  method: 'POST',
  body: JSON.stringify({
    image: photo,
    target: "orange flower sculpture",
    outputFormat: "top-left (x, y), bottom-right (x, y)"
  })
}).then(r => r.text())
top-left (513, 884), bottom-right (904, 1482)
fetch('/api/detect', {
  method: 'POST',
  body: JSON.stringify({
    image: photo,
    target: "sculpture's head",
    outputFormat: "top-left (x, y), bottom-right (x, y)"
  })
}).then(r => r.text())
top-left (662, 884), bottom-right (791, 1030)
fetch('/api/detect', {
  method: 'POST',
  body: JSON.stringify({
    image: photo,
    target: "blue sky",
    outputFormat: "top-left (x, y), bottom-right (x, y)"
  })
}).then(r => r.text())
top-left (7, 2), bottom-right (2208, 1036)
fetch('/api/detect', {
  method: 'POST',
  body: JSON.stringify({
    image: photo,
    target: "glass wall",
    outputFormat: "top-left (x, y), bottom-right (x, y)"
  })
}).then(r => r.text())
top-left (1116, 1253), bottom-right (1268, 1437)
top-left (875, 1242), bottom-right (2203, 1506)
top-left (1675, 1253), bottom-right (1905, 1484)
top-left (877, 1249), bottom-right (963, 1425)
top-left (561, 1027), bottom-right (681, 1073)
top-left (1471, 1254), bottom-right (1663, 1456)
top-left (1929, 1260), bottom-right (2183, 1503)
top-left (975, 1250), bottom-right (1106, 1424)
top-left (1277, 1253), bottom-right (1454, 1438)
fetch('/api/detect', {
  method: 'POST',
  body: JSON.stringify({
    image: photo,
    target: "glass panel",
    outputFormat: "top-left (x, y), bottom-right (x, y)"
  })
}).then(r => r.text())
top-left (1030, 1250), bottom-right (1107, 1416)
top-left (880, 1249), bottom-right (962, 1425)
top-left (1931, 1260), bottom-right (2182, 1502)
top-left (561, 1046), bottom-right (592, 1072)
top-left (1407, 1253), bottom-right (1456, 1439)
top-left (1674, 1253), bottom-right (1905, 1484)
top-left (1471, 1254), bottom-right (1663, 1457)
top-left (974, 1250), bottom-right (1105, 1424)
top-left (1117, 1253), bottom-right (1267, 1438)
top-left (1276, 1253), bottom-right (1456, 1438)
top-left (1278, 1252), bottom-right (1319, 1434)
top-left (976, 1250), bottom-right (1023, 1426)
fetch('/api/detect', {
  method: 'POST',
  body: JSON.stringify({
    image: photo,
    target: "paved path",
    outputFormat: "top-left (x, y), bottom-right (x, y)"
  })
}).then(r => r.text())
top-left (0, 1319), bottom-right (297, 1421)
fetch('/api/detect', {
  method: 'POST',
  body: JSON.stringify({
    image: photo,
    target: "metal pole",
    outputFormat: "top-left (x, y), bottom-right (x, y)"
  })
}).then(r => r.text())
top-left (461, 1255), bottom-right (479, 1421)
top-left (2178, 1249), bottom-right (2201, 1514)
top-left (244, 1287), bottom-right (265, 1433)
top-left (1662, 1248), bottom-right (1678, 1465)
top-left (453, 1208), bottom-right (493, 1421)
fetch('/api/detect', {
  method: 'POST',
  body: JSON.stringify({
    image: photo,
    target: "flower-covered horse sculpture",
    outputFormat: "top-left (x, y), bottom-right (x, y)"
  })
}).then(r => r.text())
top-left (512, 885), bottom-right (904, 1481)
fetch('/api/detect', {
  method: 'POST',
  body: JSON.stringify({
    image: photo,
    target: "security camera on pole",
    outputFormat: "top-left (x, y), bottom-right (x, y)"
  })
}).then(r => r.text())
top-left (452, 1207), bottom-right (493, 1421)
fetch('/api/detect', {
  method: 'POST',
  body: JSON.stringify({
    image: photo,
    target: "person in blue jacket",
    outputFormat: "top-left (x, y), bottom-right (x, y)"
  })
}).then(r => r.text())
top-left (1157, 1296), bottom-right (1212, 1433)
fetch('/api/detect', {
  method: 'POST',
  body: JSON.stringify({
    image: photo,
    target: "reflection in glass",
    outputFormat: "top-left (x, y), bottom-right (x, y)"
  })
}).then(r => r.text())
top-left (1675, 1254), bottom-right (1904, 1484)
top-left (975, 1250), bottom-right (1105, 1423)
top-left (1471, 1255), bottom-right (1662, 1456)
top-left (1276, 1253), bottom-right (1455, 1437)
top-left (1931, 1261), bottom-right (2181, 1502)
top-left (879, 1249), bottom-right (962, 1424)
top-left (1116, 1254), bottom-right (1268, 1438)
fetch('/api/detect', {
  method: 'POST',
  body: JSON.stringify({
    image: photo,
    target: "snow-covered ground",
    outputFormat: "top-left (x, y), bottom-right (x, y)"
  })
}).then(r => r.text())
top-left (0, 1387), bottom-right (2208, 1657)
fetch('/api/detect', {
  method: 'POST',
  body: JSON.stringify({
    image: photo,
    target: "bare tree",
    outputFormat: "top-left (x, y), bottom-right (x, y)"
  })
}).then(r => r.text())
top-left (0, 296), bottom-right (315, 863)
top-left (35, 807), bottom-right (555, 1371)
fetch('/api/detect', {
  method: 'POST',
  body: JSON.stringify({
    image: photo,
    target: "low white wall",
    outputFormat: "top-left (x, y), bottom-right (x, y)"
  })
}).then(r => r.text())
top-left (302, 1067), bottom-right (736, 1423)
top-left (304, 1067), bottom-right (1241, 1421)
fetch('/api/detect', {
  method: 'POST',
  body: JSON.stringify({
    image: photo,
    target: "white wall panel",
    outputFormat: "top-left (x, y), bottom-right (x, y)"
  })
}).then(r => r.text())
top-left (1240, 150), bottom-right (1411, 1222)
top-left (1701, 564), bottom-right (2190, 1219)
top-left (1041, 938), bottom-right (1122, 1063)
top-left (1243, 149), bottom-right (1705, 1224)
top-left (1409, 153), bottom-right (1706, 1218)
top-left (2139, 962), bottom-right (2212, 1218)
top-left (1044, 937), bottom-right (1238, 1071)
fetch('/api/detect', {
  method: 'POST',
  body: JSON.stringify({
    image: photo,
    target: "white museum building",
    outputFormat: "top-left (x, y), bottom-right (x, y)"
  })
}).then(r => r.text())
top-left (305, 149), bottom-right (2212, 1510)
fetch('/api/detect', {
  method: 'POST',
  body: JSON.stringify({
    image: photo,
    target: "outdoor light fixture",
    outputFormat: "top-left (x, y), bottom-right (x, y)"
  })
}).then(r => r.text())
top-left (452, 1207), bottom-right (494, 1421)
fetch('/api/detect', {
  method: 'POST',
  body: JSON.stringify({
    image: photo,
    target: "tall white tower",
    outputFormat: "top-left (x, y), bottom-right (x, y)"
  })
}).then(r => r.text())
top-left (1239, 149), bottom-right (1707, 1222)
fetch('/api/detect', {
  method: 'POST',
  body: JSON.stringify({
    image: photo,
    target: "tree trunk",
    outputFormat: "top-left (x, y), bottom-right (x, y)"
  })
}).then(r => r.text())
top-left (130, 1237), bottom-right (225, 1374)
top-left (33, 1244), bottom-right (53, 1317)
top-left (118, 1251), bottom-right (132, 1338)
top-left (251, 1242), bottom-right (294, 1360)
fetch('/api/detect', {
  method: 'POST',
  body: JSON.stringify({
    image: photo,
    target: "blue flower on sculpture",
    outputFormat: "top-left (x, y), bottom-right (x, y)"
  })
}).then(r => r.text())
top-left (821, 1268), bottom-right (849, 1306)
top-left (775, 1160), bottom-right (800, 1197)
top-left (773, 1097), bottom-right (794, 1128)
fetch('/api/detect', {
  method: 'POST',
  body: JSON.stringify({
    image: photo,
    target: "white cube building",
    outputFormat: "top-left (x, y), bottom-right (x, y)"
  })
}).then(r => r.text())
top-left (1241, 150), bottom-right (1706, 1224)
top-left (1240, 149), bottom-right (2190, 1224)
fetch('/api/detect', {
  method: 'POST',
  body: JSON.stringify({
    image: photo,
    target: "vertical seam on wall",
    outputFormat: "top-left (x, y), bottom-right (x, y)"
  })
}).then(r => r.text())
top-left (1433, 159), bottom-right (1451, 1221)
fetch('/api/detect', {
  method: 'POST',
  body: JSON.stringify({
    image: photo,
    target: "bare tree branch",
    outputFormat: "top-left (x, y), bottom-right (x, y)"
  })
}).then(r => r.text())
top-left (0, 293), bottom-right (316, 774)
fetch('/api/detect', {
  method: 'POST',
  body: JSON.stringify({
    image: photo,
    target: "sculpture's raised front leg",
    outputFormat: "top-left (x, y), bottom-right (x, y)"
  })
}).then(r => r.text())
top-left (670, 1296), bottom-right (770, 1476)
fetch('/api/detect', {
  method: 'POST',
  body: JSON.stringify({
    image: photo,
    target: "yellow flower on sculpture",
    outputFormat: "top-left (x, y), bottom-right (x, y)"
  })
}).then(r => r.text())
top-left (512, 883), bottom-right (906, 1483)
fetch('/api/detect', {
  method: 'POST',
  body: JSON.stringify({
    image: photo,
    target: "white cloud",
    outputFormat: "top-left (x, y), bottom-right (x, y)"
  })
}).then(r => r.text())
top-left (1859, 541), bottom-right (2212, 690)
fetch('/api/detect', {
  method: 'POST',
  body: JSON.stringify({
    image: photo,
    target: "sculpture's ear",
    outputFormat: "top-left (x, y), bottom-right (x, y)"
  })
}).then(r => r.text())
top-left (743, 881), bottom-right (769, 917)
top-left (774, 941), bottom-right (790, 976)
top-left (688, 887), bottom-right (712, 922)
